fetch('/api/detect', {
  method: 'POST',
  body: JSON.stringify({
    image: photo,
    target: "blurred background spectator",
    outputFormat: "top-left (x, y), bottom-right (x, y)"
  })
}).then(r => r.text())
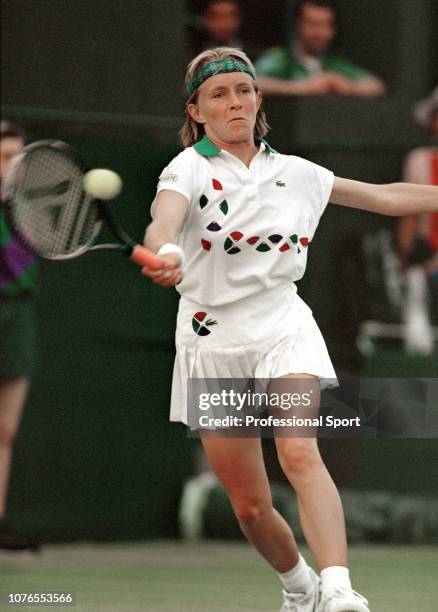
top-left (0, 119), bottom-right (39, 551)
top-left (397, 87), bottom-right (438, 354)
top-left (255, 0), bottom-right (386, 96)
top-left (187, 0), bottom-right (261, 61)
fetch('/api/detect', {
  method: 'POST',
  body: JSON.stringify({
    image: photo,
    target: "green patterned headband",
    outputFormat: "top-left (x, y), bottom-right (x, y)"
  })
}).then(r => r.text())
top-left (187, 58), bottom-right (255, 96)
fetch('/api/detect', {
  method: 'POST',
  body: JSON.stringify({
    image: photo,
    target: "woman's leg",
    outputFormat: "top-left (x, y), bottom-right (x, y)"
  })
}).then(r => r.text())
top-left (270, 374), bottom-right (348, 570)
top-left (0, 378), bottom-right (29, 517)
top-left (200, 432), bottom-right (300, 573)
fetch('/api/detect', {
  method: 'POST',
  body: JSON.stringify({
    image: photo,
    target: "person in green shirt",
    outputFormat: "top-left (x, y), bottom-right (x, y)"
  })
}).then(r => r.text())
top-left (255, 0), bottom-right (386, 97)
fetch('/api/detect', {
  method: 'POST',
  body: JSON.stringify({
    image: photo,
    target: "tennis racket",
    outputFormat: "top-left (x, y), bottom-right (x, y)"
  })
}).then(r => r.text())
top-left (1, 139), bottom-right (161, 269)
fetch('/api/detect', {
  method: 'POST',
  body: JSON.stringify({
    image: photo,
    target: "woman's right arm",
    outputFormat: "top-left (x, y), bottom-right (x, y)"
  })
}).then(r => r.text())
top-left (144, 190), bottom-right (189, 251)
top-left (142, 190), bottom-right (189, 287)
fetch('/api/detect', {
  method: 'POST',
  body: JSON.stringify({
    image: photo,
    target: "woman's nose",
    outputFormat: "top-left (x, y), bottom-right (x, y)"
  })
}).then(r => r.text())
top-left (229, 92), bottom-right (242, 108)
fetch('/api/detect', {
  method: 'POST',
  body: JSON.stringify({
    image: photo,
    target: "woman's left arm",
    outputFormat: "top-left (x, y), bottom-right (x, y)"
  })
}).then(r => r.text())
top-left (330, 176), bottom-right (438, 216)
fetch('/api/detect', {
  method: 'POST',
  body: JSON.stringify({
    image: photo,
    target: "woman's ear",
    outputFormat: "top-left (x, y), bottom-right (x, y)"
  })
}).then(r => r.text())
top-left (187, 103), bottom-right (205, 124)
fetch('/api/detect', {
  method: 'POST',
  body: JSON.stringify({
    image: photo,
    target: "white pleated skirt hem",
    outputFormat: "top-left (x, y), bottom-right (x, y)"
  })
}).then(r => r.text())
top-left (170, 315), bottom-right (337, 425)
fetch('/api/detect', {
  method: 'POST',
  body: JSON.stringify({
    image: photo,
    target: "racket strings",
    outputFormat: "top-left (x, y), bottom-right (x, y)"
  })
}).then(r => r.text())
top-left (11, 148), bottom-right (99, 257)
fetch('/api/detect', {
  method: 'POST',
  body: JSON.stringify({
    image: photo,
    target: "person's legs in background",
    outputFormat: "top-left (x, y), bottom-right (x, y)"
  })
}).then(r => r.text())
top-left (0, 378), bottom-right (38, 550)
top-left (0, 378), bottom-right (29, 517)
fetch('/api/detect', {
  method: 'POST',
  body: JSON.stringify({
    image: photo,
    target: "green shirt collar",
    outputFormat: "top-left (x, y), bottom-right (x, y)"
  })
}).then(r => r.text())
top-left (193, 134), bottom-right (278, 156)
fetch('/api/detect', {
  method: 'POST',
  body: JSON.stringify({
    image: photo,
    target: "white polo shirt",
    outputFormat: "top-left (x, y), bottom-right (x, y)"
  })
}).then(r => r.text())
top-left (151, 135), bottom-right (334, 307)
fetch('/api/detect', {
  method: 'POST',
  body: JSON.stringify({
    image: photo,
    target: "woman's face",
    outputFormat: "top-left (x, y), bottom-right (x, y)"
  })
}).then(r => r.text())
top-left (188, 71), bottom-right (262, 146)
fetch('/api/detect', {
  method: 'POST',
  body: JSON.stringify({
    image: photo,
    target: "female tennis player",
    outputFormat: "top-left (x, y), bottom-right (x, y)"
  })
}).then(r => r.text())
top-left (141, 48), bottom-right (438, 612)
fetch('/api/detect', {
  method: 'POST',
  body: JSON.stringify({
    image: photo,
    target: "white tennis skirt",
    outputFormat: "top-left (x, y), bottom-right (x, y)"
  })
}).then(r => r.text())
top-left (170, 284), bottom-right (337, 424)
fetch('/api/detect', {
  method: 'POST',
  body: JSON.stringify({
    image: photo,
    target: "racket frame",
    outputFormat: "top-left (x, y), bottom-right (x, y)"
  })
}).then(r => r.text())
top-left (2, 140), bottom-right (137, 261)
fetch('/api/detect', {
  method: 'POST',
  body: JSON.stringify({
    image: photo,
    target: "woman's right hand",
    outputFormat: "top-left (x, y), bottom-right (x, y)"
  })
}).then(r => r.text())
top-left (141, 252), bottom-right (183, 287)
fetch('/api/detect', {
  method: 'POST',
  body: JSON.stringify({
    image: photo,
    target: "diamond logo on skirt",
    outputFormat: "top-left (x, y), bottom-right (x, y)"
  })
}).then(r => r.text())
top-left (192, 311), bottom-right (218, 336)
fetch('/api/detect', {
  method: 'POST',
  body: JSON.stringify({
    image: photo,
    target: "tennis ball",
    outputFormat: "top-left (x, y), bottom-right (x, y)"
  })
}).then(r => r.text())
top-left (83, 169), bottom-right (122, 200)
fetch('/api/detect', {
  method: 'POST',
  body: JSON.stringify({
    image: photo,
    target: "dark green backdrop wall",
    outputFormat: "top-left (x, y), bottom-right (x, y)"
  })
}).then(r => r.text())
top-left (1, 0), bottom-right (186, 116)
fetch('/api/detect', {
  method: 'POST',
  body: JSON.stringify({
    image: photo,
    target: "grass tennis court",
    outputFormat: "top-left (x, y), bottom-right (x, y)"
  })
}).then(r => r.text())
top-left (1, 542), bottom-right (436, 611)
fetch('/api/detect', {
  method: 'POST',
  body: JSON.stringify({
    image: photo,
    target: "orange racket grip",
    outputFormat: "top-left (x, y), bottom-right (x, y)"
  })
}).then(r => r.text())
top-left (130, 245), bottom-right (161, 270)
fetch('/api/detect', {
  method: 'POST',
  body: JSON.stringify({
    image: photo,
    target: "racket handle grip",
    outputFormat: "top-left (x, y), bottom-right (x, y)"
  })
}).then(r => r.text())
top-left (130, 245), bottom-right (161, 270)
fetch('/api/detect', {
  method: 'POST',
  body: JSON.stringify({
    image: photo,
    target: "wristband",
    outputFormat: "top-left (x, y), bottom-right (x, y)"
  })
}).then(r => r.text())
top-left (157, 243), bottom-right (185, 268)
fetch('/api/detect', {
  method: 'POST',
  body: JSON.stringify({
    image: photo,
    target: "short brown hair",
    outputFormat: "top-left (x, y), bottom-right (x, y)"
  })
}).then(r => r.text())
top-left (180, 46), bottom-right (269, 148)
top-left (295, 0), bottom-right (337, 20)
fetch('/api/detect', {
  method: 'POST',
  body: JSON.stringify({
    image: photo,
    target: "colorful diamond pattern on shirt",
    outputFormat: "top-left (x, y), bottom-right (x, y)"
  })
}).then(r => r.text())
top-left (223, 231), bottom-right (243, 254)
top-left (246, 235), bottom-right (259, 245)
top-left (200, 178), bottom-right (230, 236)
top-left (192, 311), bottom-right (218, 336)
top-left (268, 234), bottom-right (283, 243)
top-left (223, 232), bottom-right (310, 254)
top-left (219, 200), bottom-right (228, 215)
top-left (206, 222), bottom-right (221, 232)
top-left (279, 235), bottom-right (309, 253)
top-left (200, 180), bottom-right (309, 254)
top-left (256, 242), bottom-right (271, 252)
